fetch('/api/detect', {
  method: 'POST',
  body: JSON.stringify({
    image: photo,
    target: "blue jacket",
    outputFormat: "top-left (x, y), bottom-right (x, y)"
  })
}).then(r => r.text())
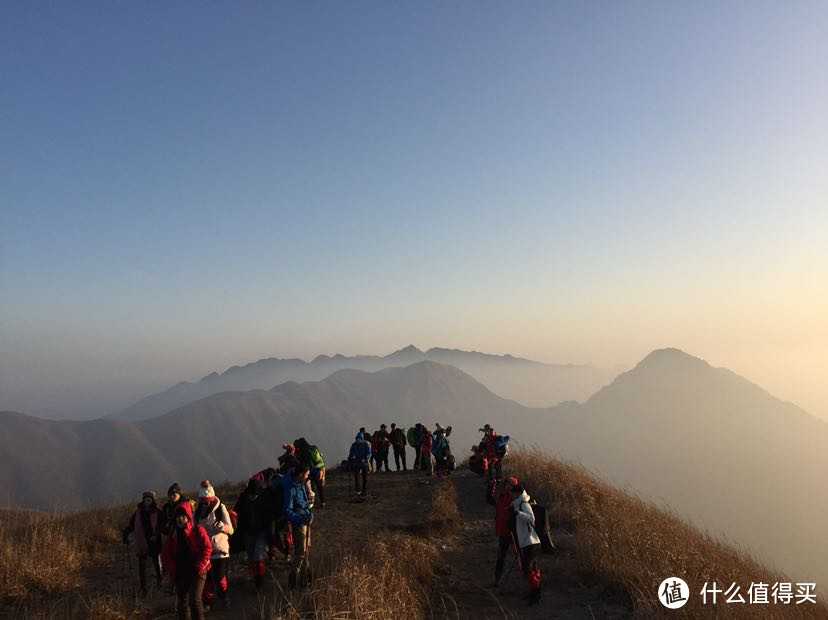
top-left (349, 432), bottom-right (372, 466)
top-left (281, 473), bottom-right (313, 527)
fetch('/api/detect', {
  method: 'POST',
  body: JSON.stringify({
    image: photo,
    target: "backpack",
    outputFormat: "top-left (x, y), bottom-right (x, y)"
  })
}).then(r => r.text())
top-left (494, 435), bottom-right (510, 458)
top-left (469, 452), bottom-right (488, 476)
top-left (309, 445), bottom-right (325, 469)
top-left (528, 501), bottom-right (556, 555)
top-left (224, 502), bottom-right (238, 532)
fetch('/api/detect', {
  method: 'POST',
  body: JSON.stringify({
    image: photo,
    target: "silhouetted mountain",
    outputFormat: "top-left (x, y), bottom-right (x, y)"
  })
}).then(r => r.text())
top-left (1, 362), bottom-right (532, 511)
top-left (536, 348), bottom-right (828, 585)
top-left (108, 345), bottom-right (618, 421)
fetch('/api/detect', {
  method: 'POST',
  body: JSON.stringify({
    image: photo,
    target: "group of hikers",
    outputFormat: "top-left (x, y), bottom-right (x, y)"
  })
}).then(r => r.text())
top-left (122, 437), bottom-right (325, 619)
top-left (346, 422), bottom-right (454, 494)
top-left (122, 423), bottom-right (549, 617)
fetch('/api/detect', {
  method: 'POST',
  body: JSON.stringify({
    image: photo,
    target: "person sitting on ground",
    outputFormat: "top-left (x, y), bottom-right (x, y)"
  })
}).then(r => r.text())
top-left (194, 480), bottom-right (233, 611)
top-left (233, 474), bottom-right (274, 591)
top-left (492, 476), bottom-right (519, 587)
top-left (278, 444), bottom-right (299, 475)
top-left (281, 464), bottom-right (314, 588)
top-left (418, 426), bottom-right (434, 475)
top-left (161, 500), bottom-right (212, 620)
top-left (123, 490), bottom-right (163, 596)
top-left (349, 432), bottom-right (372, 495)
top-left (389, 423), bottom-right (407, 471)
top-left (511, 482), bottom-right (542, 606)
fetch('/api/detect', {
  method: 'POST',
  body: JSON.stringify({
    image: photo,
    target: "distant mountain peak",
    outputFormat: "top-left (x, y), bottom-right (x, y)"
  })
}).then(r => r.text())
top-left (635, 348), bottom-right (709, 371)
top-left (386, 344), bottom-right (424, 358)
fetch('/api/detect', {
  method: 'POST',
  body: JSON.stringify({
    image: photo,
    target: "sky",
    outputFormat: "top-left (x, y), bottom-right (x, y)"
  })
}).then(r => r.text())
top-left (1, 2), bottom-right (826, 420)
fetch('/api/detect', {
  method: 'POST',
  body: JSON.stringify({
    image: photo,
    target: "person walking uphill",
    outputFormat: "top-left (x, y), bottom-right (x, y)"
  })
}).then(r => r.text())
top-left (294, 437), bottom-right (327, 508)
top-left (389, 423), bottom-right (407, 471)
top-left (281, 464), bottom-right (314, 588)
top-left (161, 501), bottom-right (212, 620)
top-left (233, 475), bottom-right (274, 591)
top-left (194, 480), bottom-right (233, 611)
top-left (349, 432), bottom-right (372, 496)
top-left (122, 490), bottom-right (163, 596)
top-left (511, 483), bottom-right (542, 606)
top-left (493, 477), bottom-right (520, 587)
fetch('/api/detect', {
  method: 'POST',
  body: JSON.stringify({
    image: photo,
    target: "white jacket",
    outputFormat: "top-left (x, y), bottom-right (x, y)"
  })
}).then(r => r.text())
top-left (196, 499), bottom-right (234, 559)
top-left (511, 491), bottom-right (541, 549)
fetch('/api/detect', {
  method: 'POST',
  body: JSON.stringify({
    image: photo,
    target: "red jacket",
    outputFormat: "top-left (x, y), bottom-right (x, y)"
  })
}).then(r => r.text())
top-left (161, 500), bottom-right (212, 582)
top-left (419, 431), bottom-right (433, 453)
top-left (495, 490), bottom-right (513, 537)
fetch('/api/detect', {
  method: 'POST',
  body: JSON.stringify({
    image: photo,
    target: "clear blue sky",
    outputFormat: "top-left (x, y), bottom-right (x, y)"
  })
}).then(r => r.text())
top-left (1, 2), bottom-right (826, 419)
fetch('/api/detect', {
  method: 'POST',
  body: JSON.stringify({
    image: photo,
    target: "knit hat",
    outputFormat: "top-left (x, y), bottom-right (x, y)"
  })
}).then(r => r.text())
top-left (507, 476), bottom-right (519, 488)
top-left (167, 482), bottom-right (182, 496)
top-left (142, 490), bottom-right (156, 502)
top-left (198, 479), bottom-right (215, 499)
top-left (282, 443), bottom-right (296, 454)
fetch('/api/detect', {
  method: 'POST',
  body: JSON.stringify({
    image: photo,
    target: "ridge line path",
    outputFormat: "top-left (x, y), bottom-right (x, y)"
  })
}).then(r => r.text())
top-left (431, 469), bottom-right (633, 619)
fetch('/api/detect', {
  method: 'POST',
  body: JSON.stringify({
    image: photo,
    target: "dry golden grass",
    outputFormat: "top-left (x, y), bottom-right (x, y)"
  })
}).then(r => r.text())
top-left (273, 532), bottom-right (438, 619)
top-left (0, 504), bottom-right (128, 604)
top-left (508, 450), bottom-right (828, 619)
top-left (424, 478), bottom-right (461, 535)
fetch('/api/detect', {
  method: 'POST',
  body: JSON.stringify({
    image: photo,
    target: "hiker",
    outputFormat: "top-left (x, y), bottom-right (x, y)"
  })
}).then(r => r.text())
top-left (294, 437), bottom-right (327, 508)
top-left (194, 480), bottom-right (233, 611)
top-left (389, 423), bottom-right (408, 470)
top-left (408, 423), bottom-right (423, 470)
top-left (372, 425), bottom-right (391, 472)
top-left (511, 482), bottom-right (542, 605)
top-left (122, 490), bottom-right (163, 596)
top-left (160, 483), bottom-right (189, 537)
top-left (161, 500), bottom-right (212, 620)
top-left (493, 476), bottom-right (519, 587)
top-left (418, 427), bottom-right (434, 475)
top-left (432, 427), bottom-right (452, 478)
top-left (233, 474), bottom-right (274, 591)
top-left (349, 432), bottom-right (372, 495)
top-left (281, 464), bottom-right (314, 588)
top-left (482, 425), bottom-right (507, 482)
top-left (278, 444), bottom-right (299, 475)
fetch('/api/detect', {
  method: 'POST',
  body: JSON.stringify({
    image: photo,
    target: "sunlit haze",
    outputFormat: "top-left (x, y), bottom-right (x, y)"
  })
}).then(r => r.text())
top-left (1, 2), bottom-right (826, 420)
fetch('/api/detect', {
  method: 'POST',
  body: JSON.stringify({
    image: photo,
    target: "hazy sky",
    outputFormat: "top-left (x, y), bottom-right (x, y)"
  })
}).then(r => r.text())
top-left (1, 2), bottom-right (826, 420)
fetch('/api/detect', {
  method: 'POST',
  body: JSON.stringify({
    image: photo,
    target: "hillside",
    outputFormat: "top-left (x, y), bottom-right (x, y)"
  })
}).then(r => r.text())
top-left (2, 350), bottom-right (826, 587)
top-left (2, 456), bottom-right (825, 619)
top-left (108, 345), bottom-right (618, 421)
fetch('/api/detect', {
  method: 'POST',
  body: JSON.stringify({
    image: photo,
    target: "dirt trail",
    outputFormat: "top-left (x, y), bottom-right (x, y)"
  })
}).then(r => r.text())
top-left (112, 468), bottom-right (432, 619)
top-left (430, 469), bottom-right (633, 619)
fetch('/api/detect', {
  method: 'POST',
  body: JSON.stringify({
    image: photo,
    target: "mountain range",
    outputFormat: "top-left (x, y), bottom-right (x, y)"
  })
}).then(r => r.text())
top-left (1, 348), bottom-right (825, 586)
top-left (107, 345), bottom-right (619, 421)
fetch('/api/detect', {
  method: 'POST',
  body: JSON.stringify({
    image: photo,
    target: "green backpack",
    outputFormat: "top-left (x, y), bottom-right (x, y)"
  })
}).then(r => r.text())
top-left (309, 445), bottom-right (325, 469)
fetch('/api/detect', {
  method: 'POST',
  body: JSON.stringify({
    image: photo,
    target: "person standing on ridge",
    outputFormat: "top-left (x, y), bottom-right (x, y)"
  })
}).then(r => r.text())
top-left (389, 423), bottom-right (407, 471)
top-left (373, 424), bottom-right (391, 472)
top-left (511, 482), bottom-right (542, 606)
top-left (349, 432), bottom-right (372, 495)
top-left (418, 426), bottom-right (434, 475)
